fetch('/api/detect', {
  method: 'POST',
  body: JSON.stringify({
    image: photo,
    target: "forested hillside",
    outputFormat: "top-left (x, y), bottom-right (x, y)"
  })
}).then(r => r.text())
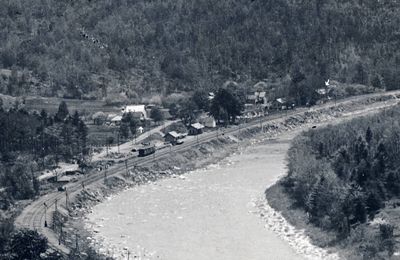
top-left (282, 107), bottom-right (400, 258)
top-left (1, 0), bottom-right (400, 99)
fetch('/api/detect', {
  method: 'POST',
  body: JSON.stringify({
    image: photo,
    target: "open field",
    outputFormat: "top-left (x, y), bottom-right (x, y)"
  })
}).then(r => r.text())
top-left (23, 96), bottom-right (121, 115)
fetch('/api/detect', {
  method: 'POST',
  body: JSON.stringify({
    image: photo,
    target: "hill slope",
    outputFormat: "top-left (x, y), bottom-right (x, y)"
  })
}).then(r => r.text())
top-left (1, 0), bottom-right (399, 98)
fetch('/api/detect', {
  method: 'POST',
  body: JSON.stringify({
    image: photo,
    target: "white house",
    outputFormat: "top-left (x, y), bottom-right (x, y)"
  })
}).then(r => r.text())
top-left (199, 116), bottom-right (217, 128)
top-left (122, 105), bottom-right (147, 119)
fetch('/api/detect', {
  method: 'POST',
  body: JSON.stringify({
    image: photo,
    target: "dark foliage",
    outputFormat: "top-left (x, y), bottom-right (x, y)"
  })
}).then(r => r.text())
top-left (283, 106), bottom-right (400, 237)
top-left (0, 102), bottom-right (88, 201)
top-left (1, 1), bottom-right (400, 98)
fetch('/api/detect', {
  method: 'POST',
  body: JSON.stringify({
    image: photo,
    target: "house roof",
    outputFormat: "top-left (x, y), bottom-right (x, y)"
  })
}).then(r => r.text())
top-left (190, 123), bottom-right (205, 129)
top-left (165, 131), bottom-right (180, 138)
top-left (276, 98), bottom-right (286, 104)
top-left (123, 105), bottom-right (147, 118)
top-left (107, 114), bottom-right (117, 120)
top-left (111, 115), bottom-right (122, 122)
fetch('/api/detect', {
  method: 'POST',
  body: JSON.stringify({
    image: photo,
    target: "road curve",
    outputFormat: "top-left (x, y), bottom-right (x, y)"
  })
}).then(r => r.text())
top-left (15, 90), bottom-right (400, 255)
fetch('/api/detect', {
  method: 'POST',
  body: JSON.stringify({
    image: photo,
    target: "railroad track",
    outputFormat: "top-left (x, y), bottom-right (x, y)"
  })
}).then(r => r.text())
top-left (15, 90), bottom-right (400, 255)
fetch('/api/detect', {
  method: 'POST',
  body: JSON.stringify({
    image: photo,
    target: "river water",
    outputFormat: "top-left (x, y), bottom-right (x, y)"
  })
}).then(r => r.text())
top-left (86, 135), bottom-right (315, 259)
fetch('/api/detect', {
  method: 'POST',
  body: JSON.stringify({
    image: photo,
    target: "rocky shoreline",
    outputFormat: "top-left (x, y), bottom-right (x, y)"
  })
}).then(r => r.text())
top-left (58, 93), bottom-right (400, 259)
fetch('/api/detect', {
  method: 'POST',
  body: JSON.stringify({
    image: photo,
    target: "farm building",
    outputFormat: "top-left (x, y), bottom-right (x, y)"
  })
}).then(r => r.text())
top-left (164, 131), bottom-right (180, 144)
top-left (122, 105), bottom-right (147, 119)
top-left (188, 123), bottom-right (205, 135)
top-left (137, 126), bottom-right (144, 134)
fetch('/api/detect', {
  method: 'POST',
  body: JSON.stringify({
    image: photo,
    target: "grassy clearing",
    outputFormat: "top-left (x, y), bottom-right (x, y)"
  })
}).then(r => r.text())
top-left (23, 96), bottom-right (121, 115)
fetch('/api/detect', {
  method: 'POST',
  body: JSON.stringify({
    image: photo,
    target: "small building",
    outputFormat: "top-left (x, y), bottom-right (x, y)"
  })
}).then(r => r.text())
top-left (199, 116), bottom-right (217, 128)
top-left (246, 94), bottom-right (257, 104)
top-left (271, 98), bottom-right (287, 110)
top-left (246, 91), bottom-right (267, 104)
top-left (111, 115), bottom-right (122, 125)
top-left (188, 123), bottom-right (205, 135)
top-left (137, 126), bottom-right (144, 134)
top-left (257, 91), bottom-right (267, 104)
top-left (164, 131), bottom-right (180, 144)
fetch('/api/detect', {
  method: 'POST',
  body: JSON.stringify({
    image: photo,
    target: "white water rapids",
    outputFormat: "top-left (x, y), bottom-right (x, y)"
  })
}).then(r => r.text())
top-left (86, 134), bottom-right (339, 260)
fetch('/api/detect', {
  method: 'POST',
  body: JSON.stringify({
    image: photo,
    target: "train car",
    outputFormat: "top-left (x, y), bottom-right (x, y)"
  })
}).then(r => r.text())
top-left (138, 145), bottom-right (156, 157)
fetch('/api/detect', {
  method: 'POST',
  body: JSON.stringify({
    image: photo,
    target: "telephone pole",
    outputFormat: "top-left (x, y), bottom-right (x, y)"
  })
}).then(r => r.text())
top-left (65, 188), bottom-right (69, 211)
top-left (44, 202), bottom-right (48, 227)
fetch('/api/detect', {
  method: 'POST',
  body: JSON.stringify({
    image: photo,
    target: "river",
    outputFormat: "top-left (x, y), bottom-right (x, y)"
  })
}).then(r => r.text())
top-left (86, 134), bottom-right (319, 259)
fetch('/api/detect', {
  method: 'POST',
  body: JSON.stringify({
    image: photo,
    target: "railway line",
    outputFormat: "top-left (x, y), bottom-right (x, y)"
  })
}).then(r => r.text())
top-left (15, 90), bottom-right (400, 256)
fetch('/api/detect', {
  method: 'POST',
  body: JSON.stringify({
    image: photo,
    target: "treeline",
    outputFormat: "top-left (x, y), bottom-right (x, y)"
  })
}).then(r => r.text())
top-left (282, 107), bottom-right (400, 257)
top-left (0, 101), bottom-right (88, 203)
top-left (1, 0), bottom-right (400, 99)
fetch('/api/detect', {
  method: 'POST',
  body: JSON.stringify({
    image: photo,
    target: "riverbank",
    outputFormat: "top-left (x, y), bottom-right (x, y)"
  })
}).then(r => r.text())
top-left (55, 93), bottom-right (400, 259)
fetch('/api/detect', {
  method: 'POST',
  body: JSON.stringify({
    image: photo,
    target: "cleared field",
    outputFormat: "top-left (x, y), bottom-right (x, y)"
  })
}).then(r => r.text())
top-left (87, 124), bottom-right (120, 146)
top-left (24, 97), bottom-right (121, 115)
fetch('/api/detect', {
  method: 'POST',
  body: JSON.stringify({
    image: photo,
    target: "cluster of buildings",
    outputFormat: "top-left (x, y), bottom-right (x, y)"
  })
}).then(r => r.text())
top-left (96, 104), bottom-right (172, 127)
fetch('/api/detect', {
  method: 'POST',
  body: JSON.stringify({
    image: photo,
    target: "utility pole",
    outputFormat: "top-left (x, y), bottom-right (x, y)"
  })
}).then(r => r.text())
top-left (65, 188), bottom-right (69, 211)
top-left (104, 167), bottom-right (107, 182)
top-left (75, 233), bottom-right (79, 252)
top-left (44, 202), bottom-right (48, 227)
top-left (59, 225), bottom-right (63, 245)
top-left (55, 198), bottom-right (58, 212)
top-left (125, 159), bottom-right (129, 175)
top-left (117, 132), bottom-right (120, 153)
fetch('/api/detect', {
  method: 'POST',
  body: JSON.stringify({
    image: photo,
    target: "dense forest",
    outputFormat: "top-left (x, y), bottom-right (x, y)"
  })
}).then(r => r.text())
top-left (282, 107), bottom-right (400, 258)
top-left (0, 101), bottom-right (88, 204)
top-left (1, 0), bottom-right (400, 99)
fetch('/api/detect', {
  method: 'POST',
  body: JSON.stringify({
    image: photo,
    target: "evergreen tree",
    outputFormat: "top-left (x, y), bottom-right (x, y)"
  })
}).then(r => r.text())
top-left (365, 127), bottom-right (373, 145)
top-left (54, 101), bottom-right (69, 122)
top-left (8, 229), bottom-right (48, 260)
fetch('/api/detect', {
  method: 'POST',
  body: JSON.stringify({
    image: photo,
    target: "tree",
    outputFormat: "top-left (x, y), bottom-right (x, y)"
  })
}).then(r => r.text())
top-left (92, 111), bottom-right (107, 125)
top-left (119, 123), bottom-right (130, 139)
top-left (77, 120), bottom-right (88, 154)
top-left (150, 107), bottom-right (164, 123)
top-left (178, 98), bottom-right (198, 125)
top-left (210, 88), bottom-right (243, 124)
top-left (8, 229), bottom-right (48, 260)
top-left (371, 75), bottom-right (383, 89)
top-left (192, 90), bottom-right (210, 111)
top-left (54, 101), bottom-right (69, 122)
top-left (72, 111), bottom-right (80, 126)
top-left (365, 127), bottom-right (373, 144)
